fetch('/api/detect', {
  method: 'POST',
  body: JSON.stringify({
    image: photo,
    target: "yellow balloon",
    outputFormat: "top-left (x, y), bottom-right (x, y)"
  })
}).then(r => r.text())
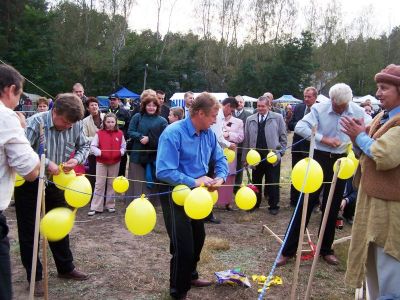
top-left (15, 174), bottom-right (25, 187)
top-left (184, 187), bottom-right (213, 219)
top-left (210, 190), bottom-right (219, 205)
top-left (266, 151), bottom-right (278, 164)
top-left (113, 176), bottom-right (130, 193)
top-left (172, 184), bottom-right (191, 206)
top-left (53, 169), bottom-right (76, 190)
top-left (246, 149), bottom-right (261, 166)
top-left (223, 148), bottom-right (235, 163)
top-left (64, 176), bottom-right (92, 208)
top-left (347, 151), bottom-right (359, 170)
top-left (333, 157), bottom-right (356, 180)
top-left (291, 158), bottom-right (323, 193)
top-left (125, 196), bottom-right (156, 235)
top-left (40, 207), bottom-right (75, 242)
top-left (235, 186), bottom-right (257, 210)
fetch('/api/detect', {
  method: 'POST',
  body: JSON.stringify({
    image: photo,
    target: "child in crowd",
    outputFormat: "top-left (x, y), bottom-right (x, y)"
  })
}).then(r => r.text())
top-left (36, 97), bottom-right (49, 112)
top-left (88, 113), bottom-right (126, 216)
top-left (168, 107), bottom-right (184, 123)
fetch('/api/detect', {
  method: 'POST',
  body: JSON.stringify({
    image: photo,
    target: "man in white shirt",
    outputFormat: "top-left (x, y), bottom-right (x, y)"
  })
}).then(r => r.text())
top-left (0, 64), bottom-right (40, 300)
top-left (183, 91), bottom-right (194, 119)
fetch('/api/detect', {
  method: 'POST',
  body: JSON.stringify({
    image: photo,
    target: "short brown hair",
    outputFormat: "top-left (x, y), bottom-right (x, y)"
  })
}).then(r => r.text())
top-left (189, 92), bottom-right (219, 117)
top-left (102, 113), bottom-right (119, 131)
top-left (304, 86), bottom-right (318, 97)
top-left (140, 93), bottom-right (160, 115)
top-left (53, 93), bottom-right (84, 122)
top-left (170, 107), bottom-right (184, 120)
top-left (140, 89), bottom-right (156, 101)
top-left (86, 96), bottom-right (99, 107)
top-left (37, 97), bottom-right (49, 106)
top-left (0, 64), bottom-right (24, 96)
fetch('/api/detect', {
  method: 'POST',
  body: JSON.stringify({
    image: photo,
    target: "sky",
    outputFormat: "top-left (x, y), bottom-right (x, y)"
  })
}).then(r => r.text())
top-left (127, 0), bottom-right (399, 40)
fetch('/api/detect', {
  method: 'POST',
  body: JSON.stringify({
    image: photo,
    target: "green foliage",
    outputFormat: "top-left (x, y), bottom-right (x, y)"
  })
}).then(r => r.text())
top-left (1, 1), bottom-right (400, 99)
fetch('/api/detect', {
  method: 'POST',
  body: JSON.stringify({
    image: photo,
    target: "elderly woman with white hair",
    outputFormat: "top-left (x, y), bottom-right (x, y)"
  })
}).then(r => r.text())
top-left (276, 83), bottom-right (370, 267)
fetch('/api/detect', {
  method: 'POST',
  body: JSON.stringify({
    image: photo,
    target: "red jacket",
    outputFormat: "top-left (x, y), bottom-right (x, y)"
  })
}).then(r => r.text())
top-left (96, 129), bottom-right (123, 165)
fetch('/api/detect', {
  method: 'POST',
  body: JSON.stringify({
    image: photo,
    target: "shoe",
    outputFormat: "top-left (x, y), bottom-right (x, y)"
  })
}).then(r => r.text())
top-left (225, 204), bottom-right (233, 211)
top-left (276, 255), bottom-right (290, 267)
top-left (322, 254), bottom-right (339, 265)
top-left (269, 208), bottom-right (279, 215)
top-left (58, 268), bottom-right (89, 280)
top-left (206, 217), bottom-right (221, 224)
top-left (87, 210), bottom-right (96, 216)
top-left (26, 280), bottom-right (44, 297)
top-left (172, 293), bottom-right (188, 300)
top-left (107, 208), bottom-right (115, 213)
top-left (191, 278), bottom-right (213, 287)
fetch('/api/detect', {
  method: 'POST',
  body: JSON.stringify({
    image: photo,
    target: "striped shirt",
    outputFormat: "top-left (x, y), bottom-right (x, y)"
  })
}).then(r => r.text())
top-left (26, 110), bottom-right (90, 166)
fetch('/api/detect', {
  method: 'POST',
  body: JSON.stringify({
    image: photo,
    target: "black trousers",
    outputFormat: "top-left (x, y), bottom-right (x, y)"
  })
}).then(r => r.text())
top-left (0, 213), bottom-right (12, 300)
top-left (14, 180), bottom-right (75, 282)
top-left (252, 160), bottom-right (281, 209)
top-left (87, 154), bottom-right (97, 191)
top-left (118, 153), bottom-right (128, 176)
top-left (282, 150), bottom-right (346, 257)
top-left (160, 185), bottom-right (205, 299)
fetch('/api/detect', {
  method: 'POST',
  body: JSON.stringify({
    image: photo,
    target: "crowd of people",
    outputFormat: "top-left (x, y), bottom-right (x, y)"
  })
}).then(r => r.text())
top-left (0, 62), bottom-right (399, 300)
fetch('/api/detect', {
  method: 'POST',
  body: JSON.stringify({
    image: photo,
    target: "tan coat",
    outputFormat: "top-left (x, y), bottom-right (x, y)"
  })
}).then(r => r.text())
top-left (82, 113), bottom-right (104, 142)
top-left (345, 113), bottom-right (400, 288)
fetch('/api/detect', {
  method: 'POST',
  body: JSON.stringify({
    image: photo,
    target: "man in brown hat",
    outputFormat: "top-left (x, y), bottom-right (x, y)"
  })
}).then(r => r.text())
top-left (341, 64), bottom-right (400, 299)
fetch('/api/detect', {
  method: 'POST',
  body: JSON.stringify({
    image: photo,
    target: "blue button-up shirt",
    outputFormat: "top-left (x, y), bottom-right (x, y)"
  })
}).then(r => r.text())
top-left (356, 105), bottom-right (400, 158)
top-left (156, 117), bottom-right (228, 187)
top-left (295, 101), bottom-right (368, 154)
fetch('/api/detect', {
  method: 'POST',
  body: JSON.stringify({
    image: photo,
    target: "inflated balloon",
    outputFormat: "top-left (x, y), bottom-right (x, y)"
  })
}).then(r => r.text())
top-left (40, 207), bottom-right (75, 241)
top-left (184, 187), bottom-right (213, 220)
top-left (347, 150), bottom-right (359, 170)
top-left (210, 190), bottom-right (219, 205)
top-left (266, 151), bottom-right (278, 164)
top-left (291, 158), bottom-right (323, 193)
top-left (172, 184), bottom-right (191, 206)
top-left (125, 196), bottom-right (156, 235)
top-left (113, 176), bottom-right (130, 193)
top-left (246, 149), bottom-right (261, 166)
top-left (64, 176), bottom-right (92, 208)
top-left (333, 157), bottom-right (356, 180)
top-left (53, 168), bottom-right (76, 190)
top-left (15, 174), bottom-right (25, 187)
top-left (223, 148), bottom-right (236, 163)
top-left (235, 186), bottom-right (257, 210)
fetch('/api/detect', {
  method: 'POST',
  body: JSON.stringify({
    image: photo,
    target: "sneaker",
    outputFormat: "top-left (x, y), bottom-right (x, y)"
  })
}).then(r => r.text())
top-left (107, 208), bottom-right (115, 213)
top-left (87, 210), bottom-right (96, 216)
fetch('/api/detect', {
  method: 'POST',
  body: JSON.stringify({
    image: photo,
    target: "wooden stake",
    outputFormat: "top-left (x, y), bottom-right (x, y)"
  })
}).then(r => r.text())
top-left (262, 225), bottom-right (283, 244)
top-left (28, 154), bottom-right (46, 300)
top-left (304, 160), bottom-right (340, 300)
top-left (332, 235), bottom-right (351, 246)
top-left (290, 126), bottom-right (317, 300)
top-left (41, 181), bottom-right (48, 300)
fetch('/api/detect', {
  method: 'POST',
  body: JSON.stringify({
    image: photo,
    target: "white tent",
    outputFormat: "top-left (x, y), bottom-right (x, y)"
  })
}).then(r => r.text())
top-left (170, 92), bottom-right (229, 107)
top-left (316, 94), bottom-right (330, 103)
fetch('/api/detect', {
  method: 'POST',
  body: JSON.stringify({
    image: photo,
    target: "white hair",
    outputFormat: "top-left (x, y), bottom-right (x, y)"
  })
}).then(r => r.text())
top-left (329, 83), bottom-right (353, 105)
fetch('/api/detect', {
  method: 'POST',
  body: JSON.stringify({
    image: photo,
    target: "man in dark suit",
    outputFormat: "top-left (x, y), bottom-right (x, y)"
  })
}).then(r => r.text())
top-left (288, 87), bottom-right (317, 206)
top-left (234, 95), bottom-right (253, 193)
top-left (156, 90), bottom-right (170, 122)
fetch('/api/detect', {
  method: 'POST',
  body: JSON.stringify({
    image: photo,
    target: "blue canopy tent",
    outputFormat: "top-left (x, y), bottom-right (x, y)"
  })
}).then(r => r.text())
top-left (114, 87), bottom-right (140, 99)
top-left (273, 95), bottom-right (302, 104)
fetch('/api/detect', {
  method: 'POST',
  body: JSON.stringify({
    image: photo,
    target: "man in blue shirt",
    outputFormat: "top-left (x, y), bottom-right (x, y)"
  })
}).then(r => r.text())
top-left (156, 92), bottom-right (228, 300)
top-left (277, 83), bottom-right (369, 267)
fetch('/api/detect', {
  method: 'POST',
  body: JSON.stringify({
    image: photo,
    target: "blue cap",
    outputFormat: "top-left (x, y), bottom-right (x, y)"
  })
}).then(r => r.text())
top-left (109, 93), bottom-right (119, 99)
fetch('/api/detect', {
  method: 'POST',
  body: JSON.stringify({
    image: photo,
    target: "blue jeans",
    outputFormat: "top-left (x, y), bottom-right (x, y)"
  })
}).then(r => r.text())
top-left (0, 212), bottom-right (12, 300)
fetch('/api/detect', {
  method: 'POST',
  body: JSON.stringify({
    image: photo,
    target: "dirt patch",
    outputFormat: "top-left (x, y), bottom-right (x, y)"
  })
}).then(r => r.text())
top-left (6, 133), bottom-right (355, 299)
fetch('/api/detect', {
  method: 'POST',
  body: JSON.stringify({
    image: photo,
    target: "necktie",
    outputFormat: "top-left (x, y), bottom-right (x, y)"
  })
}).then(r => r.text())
top-left (305, 106), bottom-right (311, 115)
top-left (236, 111), bottom-right (240, 117)
top-left (260, 115), bottom-right (264, 122)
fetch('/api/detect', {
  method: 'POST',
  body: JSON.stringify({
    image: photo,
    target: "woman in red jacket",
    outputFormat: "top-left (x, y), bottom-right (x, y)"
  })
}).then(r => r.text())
top-left (88, 113), bottom-right (126, 216)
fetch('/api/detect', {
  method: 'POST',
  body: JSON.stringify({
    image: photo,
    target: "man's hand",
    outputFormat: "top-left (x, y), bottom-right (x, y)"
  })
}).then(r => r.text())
top-left (340, 198), bottom-right (347, 211)
top-left (207, 177), bottom-right (224, 191)
top-left (194, 176), bottom-right (214, 187)
top-left (62, 158), bottom-right (78, 173)
top-left (47, 161), bottom-right (60, 175)
top-left (340, 116), bottom-right (366, 143)
top-left (228, 143), bottom-right (237, 150)
top-left (321, 136), bottom-right (342, 148)
top-left (140, 136), bottom-right (149, 145)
